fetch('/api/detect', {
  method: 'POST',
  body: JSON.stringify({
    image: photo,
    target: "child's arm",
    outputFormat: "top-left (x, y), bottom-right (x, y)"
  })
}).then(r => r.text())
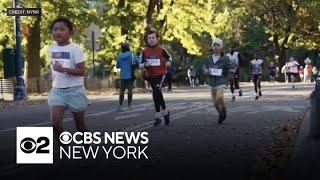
top-left (134, 54), bottom-right (140, 65)
top-left (139, 51), bottom-right (147, 68)
top-left (53, 61), bottom-right (85, 76)
top-left (162, 48), bottom-right (172, 62)
top-left (43, 69), bottom-right (52, 80)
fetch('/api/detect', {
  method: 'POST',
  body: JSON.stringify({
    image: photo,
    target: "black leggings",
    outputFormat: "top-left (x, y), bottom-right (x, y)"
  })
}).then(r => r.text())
top-left (230, 68), bottom-right (240, 93)
top-left (149, 75), bottom-right (166, 112)
top-left (253, 74), bottom-right (261, 93)
top-left (119, 79), bottom-right (134, 105)
top-left (166, 73), bottom-right (173, 90)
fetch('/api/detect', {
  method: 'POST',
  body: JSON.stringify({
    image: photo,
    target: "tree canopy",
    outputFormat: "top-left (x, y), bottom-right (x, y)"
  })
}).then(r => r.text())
top-left (0, 0), bottom-right (319, 91)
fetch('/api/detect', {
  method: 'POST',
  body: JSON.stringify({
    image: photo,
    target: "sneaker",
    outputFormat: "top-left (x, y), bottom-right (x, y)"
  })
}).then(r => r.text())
top-left (232, 96), bottom-right (235, 101)
top-left (259, 91), bottom-right (262, 97)
top-left (117, 105), bottom-right (123, 112)
top-left (218, 109), bottom-right (227, 124)
top-left (255, 96), bottom-right (259, 100)
top-left (239, 89), bottom-right (242, 97)
top-left (164, 111), bottom-right (170, 126)
top-left (154, 118), bottom-right (162, 126)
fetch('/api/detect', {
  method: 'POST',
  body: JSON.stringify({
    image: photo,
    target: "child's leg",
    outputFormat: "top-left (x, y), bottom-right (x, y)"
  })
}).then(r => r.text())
top-left (253, 76), bottom-right (258, 94)
top-left (229, 79), bottom-right (235, 94)
top-left (291, 74), bottom-right (295, 85)
top-left (150, 79), bottom-right (162, 115)
top-left (73, 111), bottom-right (88, 132)
top-left (127, 80), bottom-right (134, 106)
top-left (51, 106), bottom-right (65, 143)
top-left (258, 76), bottom-right (261, 90)
top-left (211, 89), bottom-right (221, 113)
top-left (119, 80), bottom-right (126, 105)
top-left (216, 88), bottom-right (226, 112)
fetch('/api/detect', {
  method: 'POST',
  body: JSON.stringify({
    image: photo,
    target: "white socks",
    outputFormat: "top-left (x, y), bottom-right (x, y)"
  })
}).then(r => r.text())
top-left (162, 109), bottom-right (169, 116)
top-left (155, 110), bottom-right (169, 118)
top-left (155, 112), bottom-right (162, 119)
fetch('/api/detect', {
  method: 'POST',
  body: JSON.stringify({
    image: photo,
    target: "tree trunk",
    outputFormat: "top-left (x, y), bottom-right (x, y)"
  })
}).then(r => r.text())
top-left (145, 0), bottom-right (158, 30)
top-left (26, 16), bottom-right (41, 93)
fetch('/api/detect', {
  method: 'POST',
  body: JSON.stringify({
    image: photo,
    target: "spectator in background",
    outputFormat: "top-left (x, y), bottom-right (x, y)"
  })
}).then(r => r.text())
top-left (166, 63), bottom-right (175, 92)
top-left (313, 65), bottom-right (319, 82)
top-left (268, 61), bottom-right (276, 83)
top-left (287, 57), bottom-right (299, 88)
top-left (281, 62), bottom-right (290, 83)
top-left (306, 64), bottom-right (313, 83)
top-left (299, 66), bottom-right (304, 83)
top-left (116, 42), bottom-right (140, 111)
top-left (187, 66), bottom-right (197, 87)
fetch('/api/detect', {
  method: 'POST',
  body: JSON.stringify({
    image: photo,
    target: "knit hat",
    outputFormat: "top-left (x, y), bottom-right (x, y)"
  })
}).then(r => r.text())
top-left (211, 38), bottom-right (223, 48)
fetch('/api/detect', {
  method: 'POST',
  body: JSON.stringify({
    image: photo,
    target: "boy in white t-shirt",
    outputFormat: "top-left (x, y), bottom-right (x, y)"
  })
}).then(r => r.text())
top-left (250, 51), bottom-right (263, 100)
top-left (287, 57), bottom-right (300, 88)
top-left (47, 17), bottom-right (89, 142)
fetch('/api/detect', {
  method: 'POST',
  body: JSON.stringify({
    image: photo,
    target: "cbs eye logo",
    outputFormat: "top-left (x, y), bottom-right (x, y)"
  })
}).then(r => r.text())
top-left (20, 137), bottom-right (50, 154)
top-left (16, 127), bottom-right (53, 164)
top-left (59, 132), bottom-right (72, 144)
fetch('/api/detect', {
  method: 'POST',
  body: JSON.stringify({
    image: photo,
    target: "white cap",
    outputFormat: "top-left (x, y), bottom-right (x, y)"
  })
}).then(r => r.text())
top-left (211, 38), bottom-right (223, 48)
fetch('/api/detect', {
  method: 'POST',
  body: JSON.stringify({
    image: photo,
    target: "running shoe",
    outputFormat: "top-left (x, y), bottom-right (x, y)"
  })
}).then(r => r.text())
top-left (218, 109), bottom-right (227, 124)
top-left (154, 118), bottom-right (162, 126)
top-left (164, 111), bottom-right (170, 126)
top-left (117, 105), bottom-right (123, 112)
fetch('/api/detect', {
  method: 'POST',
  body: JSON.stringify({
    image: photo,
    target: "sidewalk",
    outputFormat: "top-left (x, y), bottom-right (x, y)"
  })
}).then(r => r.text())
top-left (0, 88), bottom-right (146, 110)
top-left (285, 109), bottom-right (320, 179)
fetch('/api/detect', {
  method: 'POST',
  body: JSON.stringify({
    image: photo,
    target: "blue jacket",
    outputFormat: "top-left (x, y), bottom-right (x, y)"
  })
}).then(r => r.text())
top-left (116, 51), bottom-right (140, 79)
top-left (166, 65), bottom-right (175, 75)
top-left (268, 65), bottom-right (276, 75)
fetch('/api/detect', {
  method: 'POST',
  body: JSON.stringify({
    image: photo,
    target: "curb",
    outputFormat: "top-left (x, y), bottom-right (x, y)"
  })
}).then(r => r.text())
top-left (0, 99), bottom-right (48, 110)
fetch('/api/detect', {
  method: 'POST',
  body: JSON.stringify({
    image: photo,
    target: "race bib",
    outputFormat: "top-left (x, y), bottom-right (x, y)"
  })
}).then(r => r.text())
top-left (51, 52), bottom-right (71, 68)
top-left (209, 68), bottom-right (222, 76)
top-left (53, 59), bottom-right (70, 68)
top-left (146, 59), bottom-right (161, 66)
top-left (254, 67), bottom-right (260, 73)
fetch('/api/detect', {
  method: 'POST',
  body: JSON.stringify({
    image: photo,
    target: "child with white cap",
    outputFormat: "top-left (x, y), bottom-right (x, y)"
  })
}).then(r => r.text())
top-left (203, 38), bottom-right (235, 124)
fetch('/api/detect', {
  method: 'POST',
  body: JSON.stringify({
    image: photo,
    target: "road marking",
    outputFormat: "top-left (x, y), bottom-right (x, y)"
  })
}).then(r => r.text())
top-left (114, 114), bottom-right (141, 120)
top-left (130, 105), bottom-right (212, 132)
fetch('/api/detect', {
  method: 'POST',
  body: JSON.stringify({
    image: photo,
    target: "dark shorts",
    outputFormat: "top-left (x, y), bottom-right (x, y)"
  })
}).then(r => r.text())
top-left (290, 73), bottom-right (299, 77)
top-left (253, 74), bottom-right (262, 82)
top-left (120, 79), bottom-right (134, 91)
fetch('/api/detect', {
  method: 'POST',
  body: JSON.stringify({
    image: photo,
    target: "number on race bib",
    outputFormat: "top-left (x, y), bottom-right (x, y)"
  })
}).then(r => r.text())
top-left (209, 68), bottom-right (222, 76)
top-left (146, 59), bottom-right (161, 66)
top-left (54, 59), bottom-right (70, 68)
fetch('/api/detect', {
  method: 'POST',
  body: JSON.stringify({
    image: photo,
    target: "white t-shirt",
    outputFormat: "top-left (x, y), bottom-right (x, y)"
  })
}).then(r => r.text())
top-left (212, 55), bottom-right (220, 64)
top-left (251, 59), bottom-right (263, 75)
top-left (49, 42), bottom-right (85, 88)
top-left (226, 52), bottom-right (239, 66)
top-left (288, 61), bottom-right (299, 73)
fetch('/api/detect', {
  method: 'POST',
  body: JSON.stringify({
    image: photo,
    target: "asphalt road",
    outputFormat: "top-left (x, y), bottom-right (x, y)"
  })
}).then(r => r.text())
top-left (0, 83), bottom-right (314, 180)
